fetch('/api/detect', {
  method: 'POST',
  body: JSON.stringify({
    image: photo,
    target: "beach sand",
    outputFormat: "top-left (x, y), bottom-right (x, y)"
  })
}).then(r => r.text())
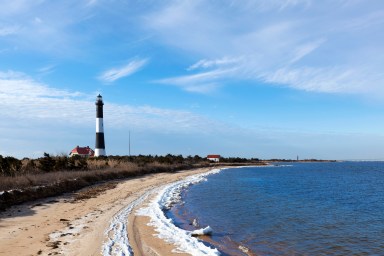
top-left (0, 167), bottom-right (214, 256)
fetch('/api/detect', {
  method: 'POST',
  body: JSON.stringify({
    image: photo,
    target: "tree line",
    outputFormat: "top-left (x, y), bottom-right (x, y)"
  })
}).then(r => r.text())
top-left (0, 153), bottom-right (263, 177)
top-left (0, 153), bottom-right (89, 177)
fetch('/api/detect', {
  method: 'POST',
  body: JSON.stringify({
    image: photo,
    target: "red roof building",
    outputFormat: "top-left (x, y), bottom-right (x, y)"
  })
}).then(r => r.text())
top-left (69, 146), bottom-right (95, 157)
top-left (207, 155), bottom-right (220, 162)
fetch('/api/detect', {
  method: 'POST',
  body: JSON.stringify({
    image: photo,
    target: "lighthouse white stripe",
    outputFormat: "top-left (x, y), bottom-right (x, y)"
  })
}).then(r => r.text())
top-left (95, 148), bottom-right (106, 157)
top-left (96, 118), bottom-right (104, 133)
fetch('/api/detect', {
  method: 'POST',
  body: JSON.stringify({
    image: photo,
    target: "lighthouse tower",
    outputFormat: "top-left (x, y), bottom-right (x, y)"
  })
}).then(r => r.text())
top-left (95, 94), bottom-right (106, 157)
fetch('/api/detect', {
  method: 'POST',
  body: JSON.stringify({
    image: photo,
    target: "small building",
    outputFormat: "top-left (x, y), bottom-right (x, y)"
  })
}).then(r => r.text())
top-left (207, 154), bottom-right (220, 162)
top-left (69, 146), bottom-right (95, 157)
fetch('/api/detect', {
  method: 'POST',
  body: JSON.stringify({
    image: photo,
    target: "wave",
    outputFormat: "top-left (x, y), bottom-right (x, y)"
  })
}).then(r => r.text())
top-left (136, 168), bottom-right (223, 255)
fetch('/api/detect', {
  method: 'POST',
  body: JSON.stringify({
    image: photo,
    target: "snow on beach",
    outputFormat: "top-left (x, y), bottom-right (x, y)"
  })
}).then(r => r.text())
top-left (136, 168), bottom-right (223, 256)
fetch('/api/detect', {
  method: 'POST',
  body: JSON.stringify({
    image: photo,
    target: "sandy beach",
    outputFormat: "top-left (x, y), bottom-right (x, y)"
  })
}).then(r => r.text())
top-left (0, 167), bottom-right (215, 256)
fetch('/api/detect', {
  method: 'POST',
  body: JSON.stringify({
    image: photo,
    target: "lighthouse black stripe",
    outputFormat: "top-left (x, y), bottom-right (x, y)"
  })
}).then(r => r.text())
top-left (95, 94), bottom-right (106, 156)
top-left (96, 105), bottom-right (103, 118)
top-left (95, 133), bottom-right (105, 148)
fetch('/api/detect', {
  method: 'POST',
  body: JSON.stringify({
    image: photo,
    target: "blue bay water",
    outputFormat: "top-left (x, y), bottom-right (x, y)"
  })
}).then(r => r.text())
top-left (167, 162), bottom-right (384, 255)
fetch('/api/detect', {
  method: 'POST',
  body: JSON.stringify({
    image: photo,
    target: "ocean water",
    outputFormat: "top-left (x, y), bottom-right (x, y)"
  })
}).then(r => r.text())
top-left (166, 162), bottom-right (384, 255)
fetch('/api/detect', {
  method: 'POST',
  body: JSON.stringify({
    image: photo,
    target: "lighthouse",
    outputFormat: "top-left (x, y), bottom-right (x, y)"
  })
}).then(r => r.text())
top-left (95, 94), bottom-right (106, 157)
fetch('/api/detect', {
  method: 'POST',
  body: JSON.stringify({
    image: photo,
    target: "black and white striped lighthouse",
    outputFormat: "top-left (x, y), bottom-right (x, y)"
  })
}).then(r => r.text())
top-left (95, 94), bottom-right (106, 157)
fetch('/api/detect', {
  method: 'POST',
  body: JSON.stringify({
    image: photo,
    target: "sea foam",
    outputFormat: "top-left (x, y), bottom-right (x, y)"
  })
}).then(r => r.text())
top-left (136, 168), bottom-right (223, 255)
top-left (102, 189), bottom-right (155, 256)
top-left (191, 226), bottom-right (213, 236)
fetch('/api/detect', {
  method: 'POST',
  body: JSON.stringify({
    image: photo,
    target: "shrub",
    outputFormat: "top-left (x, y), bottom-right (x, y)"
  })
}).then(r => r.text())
top-left (39, 153), bottom-right (56, 172)
top-left (0, 155), bottom-right (22, 177)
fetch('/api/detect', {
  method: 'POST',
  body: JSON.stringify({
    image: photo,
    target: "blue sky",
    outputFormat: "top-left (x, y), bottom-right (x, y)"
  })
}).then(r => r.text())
top-left (1, 0), bottom-right (384, 160)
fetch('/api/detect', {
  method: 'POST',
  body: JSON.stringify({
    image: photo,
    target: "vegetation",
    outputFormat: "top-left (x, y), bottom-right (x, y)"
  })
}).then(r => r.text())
top-left (0, 153), bottom-right (264, 179)
top-left (0, 155), bottom-right (22, 177)
top-left (0, 153), bottom-right (263, 211)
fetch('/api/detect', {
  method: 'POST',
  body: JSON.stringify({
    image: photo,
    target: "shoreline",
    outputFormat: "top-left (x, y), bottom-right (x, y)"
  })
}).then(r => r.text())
top-left (0, 166), bottom-right (219, 256)
top-left (130, 168), bottom-right (223, 256)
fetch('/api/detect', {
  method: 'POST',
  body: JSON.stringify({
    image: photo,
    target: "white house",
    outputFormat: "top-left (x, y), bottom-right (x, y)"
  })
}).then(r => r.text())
top-left (207, 154), bottom-right (220, 162)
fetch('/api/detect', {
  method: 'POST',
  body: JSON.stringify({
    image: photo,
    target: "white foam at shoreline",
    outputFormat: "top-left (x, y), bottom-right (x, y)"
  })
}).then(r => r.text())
top-left (136, 168), bottom-right (223, 255)
top-left (102, 189), bottom-right (156, 256)
top-left (191, 226), bottom-right (213, 236)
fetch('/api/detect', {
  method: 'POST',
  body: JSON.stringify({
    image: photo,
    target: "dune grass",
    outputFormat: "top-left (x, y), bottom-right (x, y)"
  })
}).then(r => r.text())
top-left (0, 161), bottom-right (211, 211)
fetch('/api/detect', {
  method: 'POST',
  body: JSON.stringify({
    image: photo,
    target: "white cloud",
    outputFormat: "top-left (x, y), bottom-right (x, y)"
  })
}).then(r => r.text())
top-left (289, 39), bottom-right (326, 64)
top-left (260, 66), bottom-right (384, 94)
top-left (1, 0), bottom-right (382, 96)
top-left (337, 9), bottom-right (384, 33)
top-left (0, 1), bottom-right (100, 56)
top-left (0, 25), bottom-right (19, 36)
top-left (0, 70), bottom-right (81, 98)
top-left (98, 59), bottom-right (148, 83)
top-left (0, 71), bottom-right (89, 124)
top-left (145, 0), bottom-right (384, 96)
top-left (188, 57), bottom-right (244, 71)
top-left (0, 70), bottom-right (244, 158)
top-left (156, 68), bottom-right (237, 94)
top-left (0, 70), bottom-right (230, 133)
top-left (37, 64), bottom-right (56, 75)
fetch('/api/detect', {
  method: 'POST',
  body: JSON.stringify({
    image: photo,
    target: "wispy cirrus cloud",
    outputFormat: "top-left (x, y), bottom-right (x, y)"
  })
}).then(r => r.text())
top-left (289, 39), bottom-right (326, 64)
top-left (37, 64), bottom-right (56, 76)
top-left (187, 56), bottom-right (244, 71)
top-left (144, 0), bottom-right (384, 96)
top-left (0, 1), bottom-right (103, 56)
top-left (260, 66), bottom-right (384, 94)
top-left (1, 0), bottom-right (383, 96)
top-left (156, 68), bottom-right (238, 93)
top-left (98, 58), bottom-right (148, 83)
